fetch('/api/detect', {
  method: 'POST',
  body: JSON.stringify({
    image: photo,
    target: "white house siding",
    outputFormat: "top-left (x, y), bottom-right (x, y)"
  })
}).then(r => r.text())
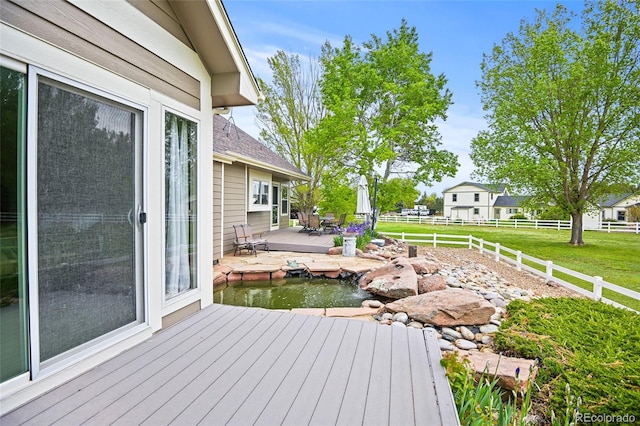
top-left (0, 0), bottom-right (256, 413)
top-left (443, 183), bottom-right (496, 219)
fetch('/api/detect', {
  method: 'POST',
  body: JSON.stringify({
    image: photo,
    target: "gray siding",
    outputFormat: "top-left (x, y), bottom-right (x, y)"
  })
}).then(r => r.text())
top-left (222, 163), bottom-right (246, 255)
top-left (213, 162), bottom-right (223, 261)
top-left (1, 0), bottom-right (200, 109)
top-left (247, 211), bottom-right (270, 234)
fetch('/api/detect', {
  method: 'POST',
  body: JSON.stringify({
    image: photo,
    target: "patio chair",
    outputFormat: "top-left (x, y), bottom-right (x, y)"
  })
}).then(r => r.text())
top-left (233, 224), bottom-right (269, 256)
top-left (307, 214), bottom-right (322, 236)
top-left (324, 213), bottom-right (346, 234)
top-left (298, 211), bottom-right (311, 232)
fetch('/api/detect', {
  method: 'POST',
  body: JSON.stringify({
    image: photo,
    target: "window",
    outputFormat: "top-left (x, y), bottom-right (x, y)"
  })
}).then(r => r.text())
top-left (248, 170), bottom-right (271, 212)
top-left (473, 208), bottom-right (480, 215)
top-left (281, 186), bottom-right (289, 216)
top-left (474, 193), bottom-right (480, 202)
top-left (165, 111), bottom-right (197, 299)
top-left (452, 193), bottom-right (457, 202)
top-left (252, 180), bottom-right (269, 205)
top-left (617, 210), bottom-right (626, 221)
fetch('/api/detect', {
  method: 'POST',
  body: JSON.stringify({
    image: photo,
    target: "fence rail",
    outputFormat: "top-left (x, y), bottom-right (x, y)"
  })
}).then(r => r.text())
top-left (367, 214), bottom-right (640, 234)
top-left (384, 231), bottom-right (640, 311)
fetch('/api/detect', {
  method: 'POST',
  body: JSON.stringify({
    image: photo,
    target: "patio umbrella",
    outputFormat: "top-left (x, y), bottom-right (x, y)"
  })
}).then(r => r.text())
top-left (356, 175), bottom-right (372, 217)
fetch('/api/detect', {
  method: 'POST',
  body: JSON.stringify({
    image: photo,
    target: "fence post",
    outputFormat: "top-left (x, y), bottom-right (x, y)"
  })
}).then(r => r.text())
top-left (433, 233), bottom-right (437, 248)
top-left (557, 220), bottom-right (560, 231)
top-left (637, 222), bottom-right (639, 235)
top-left (479, 239), bottom-right (484, 254)
top-left (495, 243), bottom-right (500, 262)
top-left (607, 222), bottom-right (611, 233)
top-left (546, 261), bottom-right (553, 282)
top-left (401, 232), bottom-right (405, 241)
top-left (593, 276), bottom-right (603, 300)
top-left (515, 219), bottom-right (518, 229)
top-left (535, 220), bottom-right (538, 229)
top-left (496, 219), bottom-right (499, 228)
top-left (516, 251), bottom-right (522, 271)
top-left (468, 235), bottom-right (473, 249)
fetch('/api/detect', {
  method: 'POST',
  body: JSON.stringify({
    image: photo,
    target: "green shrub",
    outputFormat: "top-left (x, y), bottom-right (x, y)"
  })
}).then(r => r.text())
top-left (509, 213), bottom-right (528, 220)
top-left (496, 298), bottom-right (640, 423)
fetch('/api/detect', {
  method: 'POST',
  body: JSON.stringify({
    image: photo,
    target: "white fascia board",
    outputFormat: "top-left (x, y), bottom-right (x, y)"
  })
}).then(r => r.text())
top-left (206, 0), bottom-right (263, 102)
top-left (225, 151), bottom-right (309, 182)
top-left (213, 152), bottom-right (236, 164)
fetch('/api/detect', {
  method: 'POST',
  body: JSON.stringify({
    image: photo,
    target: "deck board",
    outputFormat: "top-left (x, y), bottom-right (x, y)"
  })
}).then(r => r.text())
top-left (308, 320), bottom-right (363, 425)
top-left (2, 305), bottom-right (459, 426)
top-left (362, 325), bottom-right (393, 425)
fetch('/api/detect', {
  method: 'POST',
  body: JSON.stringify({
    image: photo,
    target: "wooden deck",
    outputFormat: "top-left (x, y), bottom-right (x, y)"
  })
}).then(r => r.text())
top-left (2, 304), bottom-right (459, 425)
top-left (266, 226), bottom-right (336, 253)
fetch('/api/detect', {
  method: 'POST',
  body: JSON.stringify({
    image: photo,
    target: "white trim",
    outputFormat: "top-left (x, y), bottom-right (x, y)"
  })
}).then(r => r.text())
top-left (220, 162), bottom-right (225, 258)
top-left (0, 54), bottom-right (27, 73)
top-left (248, 169), bottom-right (272, 212)
top-left (224, 151), bottom-right (309, 181)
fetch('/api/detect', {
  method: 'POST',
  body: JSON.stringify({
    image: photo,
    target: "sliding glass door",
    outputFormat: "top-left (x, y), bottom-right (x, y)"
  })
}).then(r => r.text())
top-left (34, 75), bottom-right (144, 365)
top-left (0, 66), bottom-right (28, 382)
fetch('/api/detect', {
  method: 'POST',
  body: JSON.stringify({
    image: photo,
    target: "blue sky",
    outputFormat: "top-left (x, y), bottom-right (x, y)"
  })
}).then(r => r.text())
top-left (223, 0), bottom-right (583, 195)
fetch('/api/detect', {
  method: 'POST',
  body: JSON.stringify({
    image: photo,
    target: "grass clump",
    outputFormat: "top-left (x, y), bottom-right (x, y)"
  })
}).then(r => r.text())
top-left (496, 297), bottom-right (640, 423)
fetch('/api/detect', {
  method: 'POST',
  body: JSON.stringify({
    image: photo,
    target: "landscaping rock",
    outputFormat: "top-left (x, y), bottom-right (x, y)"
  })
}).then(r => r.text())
top-left (438, 339), bottom-right (456, 351)
top-left (358, 257), bottom-right (418, 299)
top-left (327, 247), bottom-right (343, 255)
top-left (385, 289), bottom-right (495, 327)
top-left (455, 339), bottom-right (478, 350)
top-left (417, 275), bottom-right (446, 294)
top-left (441, 327), bottom-right (463, 340)
top-left (393, 312), bottom-right (409, 324)
top-left (458, 351), bottom-right (537, 392)
top-left (480, 324), bottom-right (500, 334)
top-left (460, 326), bottom-right (476, 341)
top-left (407, 257), bottom-right (441, 274)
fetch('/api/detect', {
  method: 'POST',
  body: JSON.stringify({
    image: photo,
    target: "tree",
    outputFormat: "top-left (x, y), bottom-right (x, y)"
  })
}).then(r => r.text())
top-left (256, 51), bottom-right (337, 212)
top-left (376, 178), bottom-right (421, 214)
top-left (320, 19), bottom-right (458, 186)
top-left (471, 0), bottom-right (640, 245)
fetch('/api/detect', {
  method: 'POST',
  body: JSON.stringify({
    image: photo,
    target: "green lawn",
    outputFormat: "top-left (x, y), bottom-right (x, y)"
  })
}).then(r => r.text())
top-left (375, 223), bottom-right (640, 309)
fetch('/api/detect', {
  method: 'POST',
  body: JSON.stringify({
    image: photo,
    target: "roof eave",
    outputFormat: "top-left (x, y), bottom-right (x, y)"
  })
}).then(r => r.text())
top-left (169, 0), bottom-right (263, 107)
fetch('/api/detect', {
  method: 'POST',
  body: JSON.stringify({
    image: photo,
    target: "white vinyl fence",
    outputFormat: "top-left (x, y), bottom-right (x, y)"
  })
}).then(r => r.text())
top-left (369, 214), bottom-right (640, 234)
top-left (384, 231), bottom-right (640, 311)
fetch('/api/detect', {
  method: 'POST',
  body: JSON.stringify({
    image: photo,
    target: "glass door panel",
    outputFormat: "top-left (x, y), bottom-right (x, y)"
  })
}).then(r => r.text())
top-left (0, 66), bottom-right (29, 382)
top-left (36, 78), bottom-right (142, 362)
top-left (271, 184), bottom-right (279, 229)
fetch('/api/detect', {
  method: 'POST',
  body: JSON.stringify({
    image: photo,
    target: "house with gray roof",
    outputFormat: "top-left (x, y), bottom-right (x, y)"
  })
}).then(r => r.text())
top-left (583, 193), bottom-right (640, 229)
top-left (442, 181), bottom-right (510, 220)
top-left (213, 114), bottom-right (309, 260)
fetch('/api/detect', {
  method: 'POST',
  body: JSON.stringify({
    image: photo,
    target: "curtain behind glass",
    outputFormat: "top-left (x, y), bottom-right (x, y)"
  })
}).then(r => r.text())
top-left (165, 113), bottom-right (197, 298)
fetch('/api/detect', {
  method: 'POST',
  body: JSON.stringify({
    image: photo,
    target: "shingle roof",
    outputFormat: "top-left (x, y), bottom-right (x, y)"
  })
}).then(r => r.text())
top-left (493, 195), bottom-right (527, 207)
top-left (597, 194), bottom-right (632, 207)
top-left (213, 114), bottom-right (306, 177)
top-left (443, 181), bottom-right (506, 193)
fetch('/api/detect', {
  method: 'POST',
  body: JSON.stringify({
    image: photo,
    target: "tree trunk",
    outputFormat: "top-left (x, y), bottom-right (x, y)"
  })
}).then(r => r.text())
top-left (570, 212), bottom-right (585, 246)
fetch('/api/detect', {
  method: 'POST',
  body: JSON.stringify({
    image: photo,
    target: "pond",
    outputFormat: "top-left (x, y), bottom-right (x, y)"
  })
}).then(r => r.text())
top-left (213, 277), bottom-right (375, 310)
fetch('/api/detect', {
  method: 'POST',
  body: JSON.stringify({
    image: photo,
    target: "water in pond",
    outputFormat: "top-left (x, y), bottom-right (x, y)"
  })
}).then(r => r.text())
top-left (214, 278), bottom-right (374, 309)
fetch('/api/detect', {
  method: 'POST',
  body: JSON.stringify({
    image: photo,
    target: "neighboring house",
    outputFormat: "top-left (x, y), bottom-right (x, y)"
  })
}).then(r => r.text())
top-left (0, 0), bottom-right (261, 413)
top-left (583, 193), bottom-right (640, 230)
top-left (442, 182), bottom-right (508, 220)
top-left (212, 115), bottom-right (308, 260)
